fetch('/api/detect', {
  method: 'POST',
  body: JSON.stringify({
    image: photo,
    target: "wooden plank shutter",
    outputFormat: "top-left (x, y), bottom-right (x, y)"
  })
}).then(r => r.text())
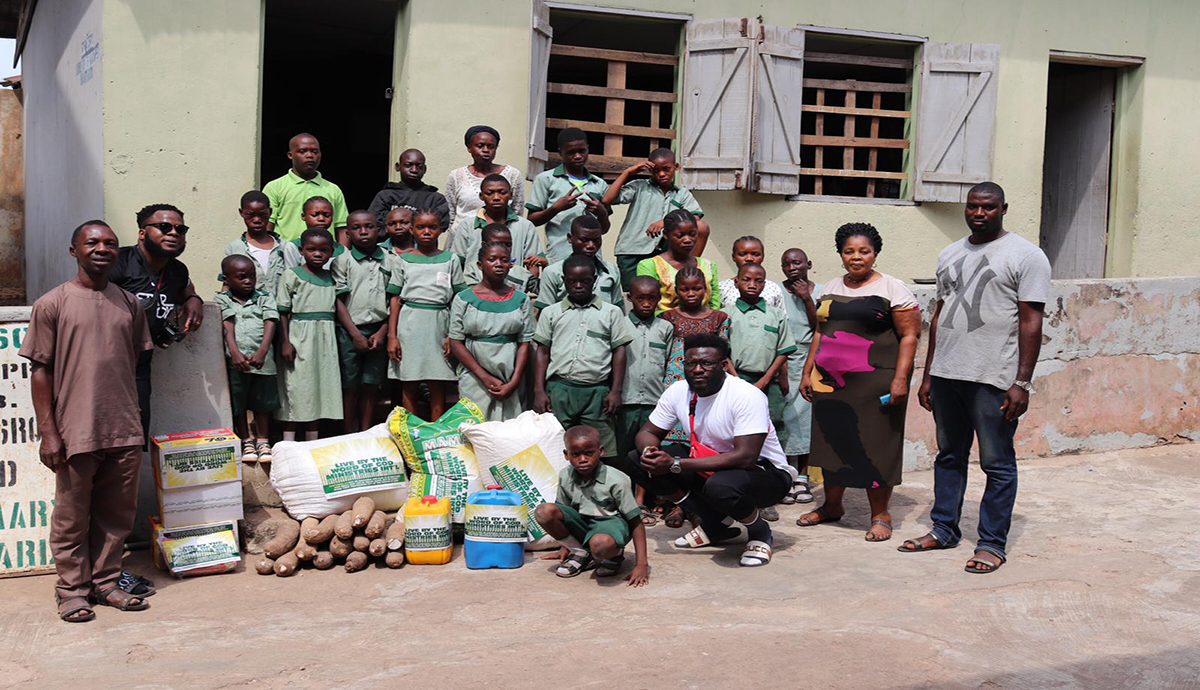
top-left (751, 24), bottom-right (805, 194)
top-left (679, 18), bottom-right (756, 190)
top-left (526, 0), bottom-right (553, 181)
top-left (913, 43), bottom-right (1000, 202)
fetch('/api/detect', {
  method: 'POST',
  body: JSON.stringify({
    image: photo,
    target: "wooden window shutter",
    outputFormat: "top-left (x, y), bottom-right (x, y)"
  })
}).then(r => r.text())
top-left (526, 0), bottom-right (553, 181)
top-left (913, 43), bottom-right (1000, 202)
top-left (751, 24), bottom-right (805, 194)
top-left (680, 18), bottom-right (756, 191)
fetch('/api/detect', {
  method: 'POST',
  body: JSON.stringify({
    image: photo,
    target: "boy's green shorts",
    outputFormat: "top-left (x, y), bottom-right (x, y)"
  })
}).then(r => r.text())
top-left (227, 367), bottom-right (281, 416)
top-left (547, 378), bottom-right (618, 458)
top-left (555, 501), bottom-right (632, 547)
top-left (337, 321), bottom-right (389, 388)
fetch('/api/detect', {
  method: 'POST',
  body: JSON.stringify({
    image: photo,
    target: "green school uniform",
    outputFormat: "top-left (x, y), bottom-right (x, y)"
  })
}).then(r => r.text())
top-left (533, 256), bottom-right (624, 311)
top-left (617, 312), bottom-right (674, 457)
top-left (222, 232), bottom-right (301, 297)
top-left (215, 288), bottom-right (282, 417)
top-left (611, 179), bottom-right (705, 289)
top-left (448, 288), bottom-right (535, 421)
top-left (275, 267), bottom-right (343, 422)
top-left (263, 170), bottom-right (349, 241)
top-left (534, 297), bottom-right (632, 457)
top-left (386, 251), bottom-right (466, 382)
top-left (525, 165), bottom-right (609, 264)
top-left (780, 281), bottom-right (821, 456)
top-left (451, 208), bottom-right (544, 279)
top-left (730, 297), bottom-right (797, 436)
top-left (552, 464), bottom-right (641, 546)
top-left (331, 245), bottom-right (396, 388)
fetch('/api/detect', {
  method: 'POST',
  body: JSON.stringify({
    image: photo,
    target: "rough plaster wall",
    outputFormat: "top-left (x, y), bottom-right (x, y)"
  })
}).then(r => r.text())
top-left (100, 0), bottom-right (262, 295)
top-left (386, 0), bottom-right (1200, 290)
top-left (22, 0), bottom-right (105, 301)
top-left (0, 91), bottom-right (24, 305)
top-left (903, 277), bottom-right (1200, 470)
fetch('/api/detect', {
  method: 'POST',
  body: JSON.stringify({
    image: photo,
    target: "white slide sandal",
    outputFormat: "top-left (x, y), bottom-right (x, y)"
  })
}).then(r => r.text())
top-left (739, 540), bottom-right (772, 567)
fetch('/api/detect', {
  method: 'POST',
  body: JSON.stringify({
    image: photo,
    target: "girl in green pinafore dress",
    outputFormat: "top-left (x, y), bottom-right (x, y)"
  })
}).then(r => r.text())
top-left (448, 242), bottom-right (535, 421)
top-left (386, 210), bottom-right (465, 421)
top-left (276, 229), bottom-right (343, 439)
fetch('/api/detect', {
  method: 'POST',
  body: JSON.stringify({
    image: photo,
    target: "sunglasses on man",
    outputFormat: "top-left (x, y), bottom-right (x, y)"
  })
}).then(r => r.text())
top-left (142, 222), bottom-right (190, 235)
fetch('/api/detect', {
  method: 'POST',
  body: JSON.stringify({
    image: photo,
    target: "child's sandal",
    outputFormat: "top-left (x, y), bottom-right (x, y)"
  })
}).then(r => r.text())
top-left (555, 551), bottom-right (594, 578)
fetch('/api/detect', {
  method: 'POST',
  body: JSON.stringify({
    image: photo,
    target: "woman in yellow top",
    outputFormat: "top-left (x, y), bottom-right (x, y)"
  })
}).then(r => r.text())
top-left (635, 209), bottom-right (720, 314)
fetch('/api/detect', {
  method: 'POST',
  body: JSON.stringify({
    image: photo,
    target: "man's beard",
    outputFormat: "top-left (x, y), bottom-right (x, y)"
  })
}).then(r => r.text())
top-left (144, 234), bottom-right (185, 259)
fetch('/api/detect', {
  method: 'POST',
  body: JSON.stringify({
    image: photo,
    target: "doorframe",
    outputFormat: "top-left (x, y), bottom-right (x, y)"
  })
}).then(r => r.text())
top-left (1047, 50), bottom-right (1144, 278)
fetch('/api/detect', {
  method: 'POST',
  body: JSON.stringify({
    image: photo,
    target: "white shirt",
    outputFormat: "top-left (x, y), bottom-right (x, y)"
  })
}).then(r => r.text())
top-left (247, 244), bottom-right (273, 273)
top-left (649, 375), bottom-right (796, 480)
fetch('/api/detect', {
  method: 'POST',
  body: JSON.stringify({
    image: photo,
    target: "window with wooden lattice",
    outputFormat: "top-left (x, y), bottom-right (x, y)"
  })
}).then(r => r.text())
top-left (799, 34), bottom-right (918, 200)
top-left (526, 3), bottom-right (684, 180)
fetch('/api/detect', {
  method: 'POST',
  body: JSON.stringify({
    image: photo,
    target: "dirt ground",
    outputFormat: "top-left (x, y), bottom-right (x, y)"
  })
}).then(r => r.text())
top-left (2, 443), bottom-right (1198, 690)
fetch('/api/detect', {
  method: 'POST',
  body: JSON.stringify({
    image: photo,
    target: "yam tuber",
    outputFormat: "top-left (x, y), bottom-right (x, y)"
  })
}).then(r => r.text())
top-left (350, 497), bottom-right (376, 528)
top-left (344, 551), bottom-right (369, 572)
top-left (263, 519), bottom-right (301, 559)
top-left (365, 510), bottom-right (388, 539)
top-left (368, 538), bottom-right (387, 557)
top-left (254, 557), bottom-right (276, 575)
top-left (352, 534), bottom-right (370, 552)
top-left (385, 519), bottom-right (405, 551)
top-left (273, 547), bottom-right (301, 577)
top-left (330, 534), bottom-right (353, 559)
top-left (385, 551), bottom-right (405, 568)
top-left (334, 509), bottom-right (355, 540)
top-left (313, 551), bottom-right (334, 570)
top-left (305, 514), bottom-right (337, 544)
top-left (296, 542), bottom-right (317, 562)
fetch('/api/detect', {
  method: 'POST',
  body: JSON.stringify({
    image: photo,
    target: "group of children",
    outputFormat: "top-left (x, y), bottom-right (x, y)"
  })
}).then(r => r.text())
top-left (217, 127), bottom-right (822, 576)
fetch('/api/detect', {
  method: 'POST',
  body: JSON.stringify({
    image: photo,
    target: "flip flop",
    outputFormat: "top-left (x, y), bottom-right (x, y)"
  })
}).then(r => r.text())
top-left (896, 534), bottom-right (957, 553)
top-left (638, 507), bottom-right (658, 528)
top-left (739, 540), bottom-right (772, 567)
top-left (965, 550), bottom-right (1006, 574)
top-left (663, 504), bottom-right (685, 529)
top-left (865, 519), bottom-right (893, 542)
top-left (117, 571), bottom-right (156, 597)
top-left (796, 506), bottom-right (842, 527)
top-left (56, 595), bottom-right (95, 623)
top-left (672, 525), bottom-right (743, 549)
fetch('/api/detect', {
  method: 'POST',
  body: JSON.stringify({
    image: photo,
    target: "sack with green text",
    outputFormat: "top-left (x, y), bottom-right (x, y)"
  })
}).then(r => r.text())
top-left (388, 400), bottom-right (485, 524)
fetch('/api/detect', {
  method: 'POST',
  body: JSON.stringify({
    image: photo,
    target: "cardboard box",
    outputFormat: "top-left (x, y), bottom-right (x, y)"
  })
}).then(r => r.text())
top-left (151, 428), bottom-right (241, 490)
top-left (157, 479), bottom-right (244, 528)
top-left (150, 516), bottom-right (240, 577)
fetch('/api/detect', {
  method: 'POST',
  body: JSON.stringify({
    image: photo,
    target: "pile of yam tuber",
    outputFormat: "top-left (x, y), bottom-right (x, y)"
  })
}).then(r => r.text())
top-left (255, 497), bottom-right (406, 577)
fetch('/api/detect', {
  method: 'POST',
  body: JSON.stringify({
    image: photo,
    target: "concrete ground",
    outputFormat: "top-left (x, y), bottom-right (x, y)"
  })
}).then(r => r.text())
top-left (2, 443), bottom-right (1198, 690)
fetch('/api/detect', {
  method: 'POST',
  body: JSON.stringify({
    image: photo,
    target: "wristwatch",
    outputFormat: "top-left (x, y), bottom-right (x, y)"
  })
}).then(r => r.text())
top-left (669, 456), bottom-right (683, 474)
top-left (1013, 380), bottom-right (1034, 393)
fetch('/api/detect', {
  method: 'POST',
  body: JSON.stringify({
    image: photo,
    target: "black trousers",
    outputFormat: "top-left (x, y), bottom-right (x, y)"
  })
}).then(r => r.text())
top-left (608, 449), bottom-right (792, 520)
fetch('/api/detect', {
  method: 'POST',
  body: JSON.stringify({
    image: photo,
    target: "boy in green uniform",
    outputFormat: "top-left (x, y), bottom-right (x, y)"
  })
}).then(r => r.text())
top-left (291, 196), bottom-right (347, 263)
top-left (534, 425), bottom-right (649, 585)
top-left (602, 148), bottom-right (709, 290)
top-left (451, 174), bottom-right (545, 283)
top-left (616, 276), bottom-right (674, 459)
top-left (215, 255), bottom-right (280, 462)
top-left (728, 262), bottom-right (796, 447)
top-left (222, 190), bottom-right (301, 297)
top-left (263, 133), bottom-right (348, 242)
top-left (526, 128), bottom-right (611, 263)
top-left (332, 210), bottom-right (395, 432)
top-left (534, 214), bottom-right (623, 313)
top-left (533, 255), bottom-right (632, 462)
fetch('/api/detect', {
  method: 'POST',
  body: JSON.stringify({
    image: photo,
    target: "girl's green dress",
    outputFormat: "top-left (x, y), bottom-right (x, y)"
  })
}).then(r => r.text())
top-left (275, 266), bottom-right (343, 422)
top-left (448, 288), bottom-right (535, 421)
top-left (388, 251), bottom-right (465, 382)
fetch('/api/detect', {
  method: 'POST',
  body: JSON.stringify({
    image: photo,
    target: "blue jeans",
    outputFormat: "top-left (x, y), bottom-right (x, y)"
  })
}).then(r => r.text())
top-left (929, 376), bottom-right (1018, 560)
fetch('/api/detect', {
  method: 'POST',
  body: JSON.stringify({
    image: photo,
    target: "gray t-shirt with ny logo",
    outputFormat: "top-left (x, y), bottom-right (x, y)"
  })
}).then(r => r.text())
top-left (930, 232), bottom-right (1051, 390)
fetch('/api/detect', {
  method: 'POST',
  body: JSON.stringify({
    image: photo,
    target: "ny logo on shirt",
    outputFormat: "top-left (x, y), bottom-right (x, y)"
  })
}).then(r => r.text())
top-left (938, 255), bottom-right (996, 332)
top-left (136, 292), bottom-right (176, 321)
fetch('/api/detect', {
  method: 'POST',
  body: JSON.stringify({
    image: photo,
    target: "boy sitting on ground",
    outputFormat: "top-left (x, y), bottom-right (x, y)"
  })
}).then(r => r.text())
top-left (535, 425), bottom-right (649, 585)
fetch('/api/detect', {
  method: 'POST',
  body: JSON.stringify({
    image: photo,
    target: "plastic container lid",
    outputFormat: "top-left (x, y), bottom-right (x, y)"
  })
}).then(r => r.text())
top-left (421, 495), bottom-right (440, 505)
top-left (486, 484), bottom-right (501, 490)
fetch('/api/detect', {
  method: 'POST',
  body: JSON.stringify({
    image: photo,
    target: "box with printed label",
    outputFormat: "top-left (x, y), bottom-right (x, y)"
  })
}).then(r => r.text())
top-left (150, 516), bottom-right (241, 576)
top-left (151, 427), bottom-right (242, 490)
top-left (156, 479), bottom-right (245, 528)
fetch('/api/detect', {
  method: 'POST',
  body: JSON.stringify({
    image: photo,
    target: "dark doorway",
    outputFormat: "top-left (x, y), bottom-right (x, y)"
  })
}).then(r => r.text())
top-left (260, 0), bottom-right (398, 210)
top-left (1039, 62), bottom-right (1116, 279)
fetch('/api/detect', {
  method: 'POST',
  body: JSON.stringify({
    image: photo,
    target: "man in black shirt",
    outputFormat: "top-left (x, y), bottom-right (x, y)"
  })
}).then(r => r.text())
top-left (108, 203), bottom-right (205, 439)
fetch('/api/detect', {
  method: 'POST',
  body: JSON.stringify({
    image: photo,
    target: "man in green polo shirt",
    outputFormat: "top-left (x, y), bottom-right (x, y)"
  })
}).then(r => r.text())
top-left (532, 255), bottom-right (632, 461)
top-left (526, 128), bottom-right (610, 263)
top-left (264, 133), bottom-right (349, 242)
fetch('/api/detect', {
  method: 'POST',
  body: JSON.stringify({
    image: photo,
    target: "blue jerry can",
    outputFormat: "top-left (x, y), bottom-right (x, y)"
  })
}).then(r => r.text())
top-left (463, 485), bottom-right (527, 569)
